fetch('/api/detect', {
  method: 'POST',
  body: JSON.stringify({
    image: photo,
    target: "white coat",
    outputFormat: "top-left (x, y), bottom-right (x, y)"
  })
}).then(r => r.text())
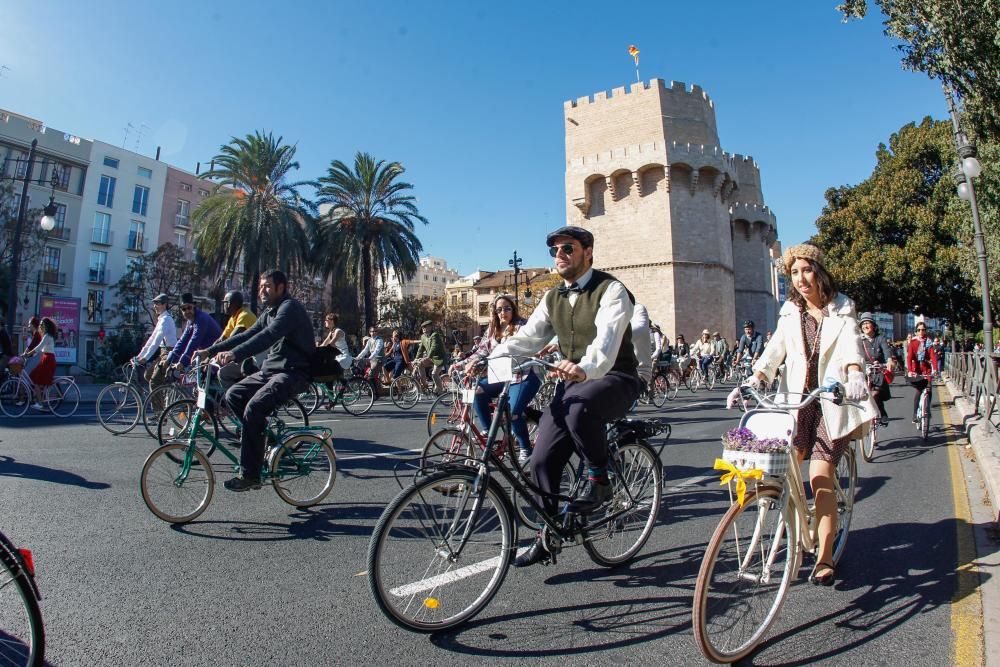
top-left (753, 293), bottom-right (878, 440)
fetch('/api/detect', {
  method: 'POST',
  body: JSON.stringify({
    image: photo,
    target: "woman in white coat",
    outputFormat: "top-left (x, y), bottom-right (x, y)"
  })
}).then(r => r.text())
top-left (737, 243), bottom-right (874, 586)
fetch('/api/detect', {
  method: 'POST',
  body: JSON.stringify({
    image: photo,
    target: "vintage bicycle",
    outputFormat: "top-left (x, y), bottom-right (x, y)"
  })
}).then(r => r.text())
top-left (389, 357), bottom-right (446, 410)
top-left (367, 355), bottom-right (666, 632)
top-left (0, 527), bottom-right (44, 666)
top-left (912, 372), bottom-right (933, 441)
top-left (692, 383), bottom-right (861, 663)
top-left (297, 369), bottom-right (376, 417)
top-left (860, 361), bottom-right (888, 461)
top-left (0, 358), bottom-right (80, 419)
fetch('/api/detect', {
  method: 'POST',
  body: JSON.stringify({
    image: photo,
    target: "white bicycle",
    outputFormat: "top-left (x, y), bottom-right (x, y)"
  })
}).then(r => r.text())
top-left (0, 363), bottom-right (80, 418)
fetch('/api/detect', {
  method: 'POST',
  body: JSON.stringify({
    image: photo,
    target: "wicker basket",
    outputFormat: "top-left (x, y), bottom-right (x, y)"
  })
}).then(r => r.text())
top-left (721, 447), bottom-right (791, 479)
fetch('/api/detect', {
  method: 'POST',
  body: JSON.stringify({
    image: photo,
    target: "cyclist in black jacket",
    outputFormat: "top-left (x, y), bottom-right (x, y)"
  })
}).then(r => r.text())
top-left (196, 270), bottom-right (315, 492)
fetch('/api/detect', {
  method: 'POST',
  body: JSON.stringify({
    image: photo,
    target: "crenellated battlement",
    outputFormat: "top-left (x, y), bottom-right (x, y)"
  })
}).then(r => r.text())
top-left (730, 201), bottom-right (777, 229)
top-left (567, 141), bottom-right (665, 169)
top-left (564, 78), bottom-right (714, 110)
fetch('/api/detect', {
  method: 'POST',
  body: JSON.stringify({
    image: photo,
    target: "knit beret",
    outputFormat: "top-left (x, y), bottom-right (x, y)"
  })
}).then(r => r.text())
top-left (782, 243), bottom-right (825, 273)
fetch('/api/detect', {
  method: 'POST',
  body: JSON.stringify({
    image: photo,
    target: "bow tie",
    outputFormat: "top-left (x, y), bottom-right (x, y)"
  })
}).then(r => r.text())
top-left (558, 283), bottom-right (583, 296)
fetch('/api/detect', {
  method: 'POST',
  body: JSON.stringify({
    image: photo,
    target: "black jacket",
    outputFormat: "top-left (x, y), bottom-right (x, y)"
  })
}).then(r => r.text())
top-left (206, 295), bottom-right (315, 374)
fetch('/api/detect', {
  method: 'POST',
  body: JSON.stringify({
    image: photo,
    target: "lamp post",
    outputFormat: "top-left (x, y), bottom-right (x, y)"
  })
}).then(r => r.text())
top-left (3, 138), bottom-right (61, 328)
top-left (508, 251), bottom-right (522, 308)
top-left (943, 84), bottom-right (993, 353)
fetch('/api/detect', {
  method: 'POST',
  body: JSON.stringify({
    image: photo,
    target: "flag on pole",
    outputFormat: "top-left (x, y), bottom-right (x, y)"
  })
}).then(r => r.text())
top-left (628, 45), bottom-right (640, 66)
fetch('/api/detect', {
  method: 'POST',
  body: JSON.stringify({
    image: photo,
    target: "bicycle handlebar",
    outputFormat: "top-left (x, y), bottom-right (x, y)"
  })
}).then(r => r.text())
top-left (738, 382), bottom-right (865, 411)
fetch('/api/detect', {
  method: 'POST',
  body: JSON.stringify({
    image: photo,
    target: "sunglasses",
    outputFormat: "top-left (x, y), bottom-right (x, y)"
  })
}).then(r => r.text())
top-left (916, 328), bottom-right (926, 332)
top-left (548, 243), bottom-right (575, 257)
top-left (495, 306), bottom-right (513, 313)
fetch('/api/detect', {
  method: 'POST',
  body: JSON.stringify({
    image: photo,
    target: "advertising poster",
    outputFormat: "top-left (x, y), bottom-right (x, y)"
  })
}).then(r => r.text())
top-left (39, 296), bottom-right (81, 364)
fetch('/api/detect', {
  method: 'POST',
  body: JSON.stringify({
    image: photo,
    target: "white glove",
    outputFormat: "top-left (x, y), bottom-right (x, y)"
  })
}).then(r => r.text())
top-left (846, 370), bottom-right (867, 401)
top-left (726, 378), bottom-right (764, 409)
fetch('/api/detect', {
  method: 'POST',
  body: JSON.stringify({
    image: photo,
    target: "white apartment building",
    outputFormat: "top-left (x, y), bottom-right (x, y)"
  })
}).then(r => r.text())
top-left (380, 255), bottom-right (460, 300)
top-left (75, 141), bottom-right (168, 359)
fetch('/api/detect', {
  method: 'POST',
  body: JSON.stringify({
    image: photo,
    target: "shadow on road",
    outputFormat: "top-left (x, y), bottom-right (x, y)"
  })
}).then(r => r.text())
top-left (168, 502), bottom-right (383, 541)
top-left (0, 454), bottom-right (110, 490)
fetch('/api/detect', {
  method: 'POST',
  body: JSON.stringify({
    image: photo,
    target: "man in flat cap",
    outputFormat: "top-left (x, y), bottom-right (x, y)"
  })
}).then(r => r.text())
top-left (413, 319), bottom-right (447, 394)
top-left (133, 293), bottom-right (178, 391)
top-left (490, 225), bottom-right (640, 567)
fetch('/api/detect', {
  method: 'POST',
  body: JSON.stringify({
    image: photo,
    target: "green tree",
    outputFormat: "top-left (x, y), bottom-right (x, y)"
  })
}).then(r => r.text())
top-left (314, 152), bottom-right (427, 334)
top-left (194, 131), bottom-right (314, 312)
top-left (0, 182), bottom-right (45, 313)
top-left (811, 117), bottom-right (981, 326)
top-left (111, 243), bottom-right (199, 333)
top-left (838, 0), bottom-right (1000, 140)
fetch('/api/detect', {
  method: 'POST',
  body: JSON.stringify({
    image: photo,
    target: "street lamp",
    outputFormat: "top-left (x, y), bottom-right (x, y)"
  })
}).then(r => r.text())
top-left (943, 84), bottom-right (993, 353)
top-left (2, 138), bottom-right (64, 328)
top-left (508, 251), bottom-right (522, 308)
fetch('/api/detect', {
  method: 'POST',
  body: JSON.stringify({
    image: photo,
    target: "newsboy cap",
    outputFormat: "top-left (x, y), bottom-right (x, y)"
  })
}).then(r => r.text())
top-left (546, 225), bottom-right (594, 248)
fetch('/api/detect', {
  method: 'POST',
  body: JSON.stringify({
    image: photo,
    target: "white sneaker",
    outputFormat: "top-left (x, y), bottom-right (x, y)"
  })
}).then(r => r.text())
top-left (30, 403), bottom-right (44, 410)
top-left (517, 449), bottom-right (531, 465)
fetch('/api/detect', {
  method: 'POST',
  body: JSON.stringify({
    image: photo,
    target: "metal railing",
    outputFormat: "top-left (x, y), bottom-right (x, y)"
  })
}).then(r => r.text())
top-left (946, 350), bottom-right (999, 432)
top-left (91, 227), bottom-right (114, 245)
top-left (46, 226), bottom-right (71, 242)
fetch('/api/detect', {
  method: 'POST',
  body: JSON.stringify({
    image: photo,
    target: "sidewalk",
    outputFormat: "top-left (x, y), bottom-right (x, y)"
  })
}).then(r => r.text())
top-left (945, 374), bottom-right (1000, 525)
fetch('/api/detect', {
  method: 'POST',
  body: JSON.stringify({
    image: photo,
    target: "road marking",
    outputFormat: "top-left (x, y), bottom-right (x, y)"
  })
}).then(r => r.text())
top-left (338, 447), bottom-right (424, 462)
top-left (389, 547), bottom-right (529, 597)
top-left (940, 386), bottom-right (984, 667)
top-left (666, 474), bottom-right (715, 493)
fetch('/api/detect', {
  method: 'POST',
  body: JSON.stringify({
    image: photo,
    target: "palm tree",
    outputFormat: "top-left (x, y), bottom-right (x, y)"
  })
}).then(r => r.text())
top-left (314, 152), bottom-right (427, 332)
top-left (193, 131), bottom-right (314, 312)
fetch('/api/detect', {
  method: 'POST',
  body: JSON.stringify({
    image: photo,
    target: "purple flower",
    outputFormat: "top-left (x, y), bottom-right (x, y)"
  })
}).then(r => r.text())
top-left (722, 428), bottom-right (788, 454)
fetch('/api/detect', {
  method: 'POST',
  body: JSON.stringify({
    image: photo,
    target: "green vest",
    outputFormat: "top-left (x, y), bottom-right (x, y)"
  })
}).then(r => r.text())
top-left (544, 269), bottom-right (638, 376)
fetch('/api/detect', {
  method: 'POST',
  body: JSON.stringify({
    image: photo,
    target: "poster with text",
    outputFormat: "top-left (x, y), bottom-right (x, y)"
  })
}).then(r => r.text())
top-left (39, 296), bottom-right (81, 364)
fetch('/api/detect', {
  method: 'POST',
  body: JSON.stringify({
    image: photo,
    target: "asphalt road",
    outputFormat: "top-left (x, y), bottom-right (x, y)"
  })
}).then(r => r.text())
top-left (0, 379), bottom-right (983, 666)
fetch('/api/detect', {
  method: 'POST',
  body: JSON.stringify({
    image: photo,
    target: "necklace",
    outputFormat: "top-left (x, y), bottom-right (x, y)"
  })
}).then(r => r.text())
top-left (806, 310), bottom-right (823, 359)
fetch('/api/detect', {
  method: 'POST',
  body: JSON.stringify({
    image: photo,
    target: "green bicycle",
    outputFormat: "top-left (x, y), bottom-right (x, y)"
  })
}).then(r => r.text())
top-left (296, 372), bottom-right (376, 417)
top-left (141, 365), bottom-right (336, 524)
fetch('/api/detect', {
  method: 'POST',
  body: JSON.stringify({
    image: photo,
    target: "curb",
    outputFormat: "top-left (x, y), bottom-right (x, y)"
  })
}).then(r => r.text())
top-left (944, 375), bottom-right (1000, 526)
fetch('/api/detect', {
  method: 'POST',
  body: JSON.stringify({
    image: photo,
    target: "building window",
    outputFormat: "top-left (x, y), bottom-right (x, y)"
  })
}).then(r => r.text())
top-left (180, 182), bottom-right (192, 192)
top-left (175, 199), bottom-right (190, 226)
top-left (137, 166), bottom-right (152, 179)
top-left (13, 151), bottom-right (28, 179)
top-left (92, 212), bottom-right (111, 244)
top-left (54, 203), bottom-right (66, 228)
top-left (198, 188), bottom-right (210, 198)
top-left (98, 175), bottom-right (116, 207)
top-left (11, 193), bottom-right (27, 215)
top-left (89, 250), bottom-right (108, 283)
top-left (43, 247), bottom-right (61, 272)
top-left (175, 232), bottom-right (187, 249)
top-left (103, 156), bottom-right (119, 169)
top-left (128, 220), bottom-right (145, 251)
top-left (461, 292), bottom-right (468, 304)
top-left (478, 302), bottom-right (490, 318)
top-left (50, 162), bottom-right (70, 191)
top-left (132, 185), bottom-right (149, 216)
top-left (86, 290), bottom-right (104, 323)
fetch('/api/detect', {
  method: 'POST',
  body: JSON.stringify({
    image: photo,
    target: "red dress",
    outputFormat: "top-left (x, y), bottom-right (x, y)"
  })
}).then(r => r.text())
top-left (29, 335), bottom-right (56, 387)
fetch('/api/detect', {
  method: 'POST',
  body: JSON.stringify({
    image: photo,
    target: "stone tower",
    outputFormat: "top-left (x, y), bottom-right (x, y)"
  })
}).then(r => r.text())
top-left (564, 79), bottom-right (779, 341)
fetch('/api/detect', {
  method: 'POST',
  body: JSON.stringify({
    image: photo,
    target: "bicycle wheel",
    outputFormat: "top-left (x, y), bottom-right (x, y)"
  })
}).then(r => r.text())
top-left (156, 399), bottom-right (220, 461)
top-left (832, 446), bottom-right (857, 565)
top-left (270, 433), bottom-right (337, 507)
top-left (45, 378), bottom-right (80, 417)
top-left (665, 371), bottom-right (680, 401)
top-left (0, 535), bottom-right (45, 667)
top-left (340, 378), bottom-right (375, 416)
top-left (693, 485), bottom-right (797, 663)
top-left (920, 390), bottom-right (930, 441)
top-left (96, 383), bottom-right (141, 434)
top-left (367, 469), bottom-right (515, 632)
top-left (281, 398), bottom-right (310, 423)
top-left (531, 379), bottom-right (557, 410)
top-left (140, 443), bottom-right (215, 523)
top-left (297, 384), bottom-right (321, 416)
top-left (390, 375), bottom-right (419, 410)
top-left (689, 370), bottom-right (702, 393)
top-left (142, 385), bottom-right (189, 438)
top-left (420, 428), bottom-right (477, 469)
top-left (651, 374), bottom-right (668, 408)
top-left (426, 392), bottom-right (461, 436)
top-left (583, 442), bottom-right (663, 566)
top-left (861, 419), bottom-right (877, 463)
top-left (705, 368), bottom-right (717, 391)
top-left (0, 378), bottom-right (30, 418)
top-left (511, 458), bottom-right (579, 528)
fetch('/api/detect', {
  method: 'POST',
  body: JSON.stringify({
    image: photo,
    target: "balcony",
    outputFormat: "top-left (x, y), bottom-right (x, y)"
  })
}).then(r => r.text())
top-left (174, 214), bottom-right (191, 228)
top-left (126, 234), bottom-right (147, 252)
top-left (88, 268), bottom-right (108, 285)
top-left (41, 271), bottom-right (66, 286)
top-left (46, 226), bottom-right (71, 242)
top-left (91, 228), bottom-right (114, 246)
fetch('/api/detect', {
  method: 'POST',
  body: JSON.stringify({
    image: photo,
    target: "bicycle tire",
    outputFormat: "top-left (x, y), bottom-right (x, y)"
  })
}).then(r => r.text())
top-left (665, 371), bottom-right (680, 401)
top-left (140, 443), bottom-right (215, 524)
top-left (0, 378), bottom-right (30, 418)
top-left (367, 469), bottom-right (515, 632)
top-left (426, 392), bottom-right (461, 436)
top-left (44, 378), bottom-right (80, 418)
top-left (861, 419), bottom-right (877, 463)
top-left (0, 533), bottom-right (45, 667)
top-left (341, 378), bottom-right (375, 416)
top-left (705, 368), bottom-right (717, 391)
top-left (511, 458), bottom-right (579, 529)
top-left (142, 385), bottom-right (189, 438)
top-left (270, 434), bottom-right (337, 507)
top-left (297, 384), bottom-right (321, 416)
top-left (921, 390), bottom-right (930, 441)
top-left (420, 428), bottom-right (477, 470)
top-left (692, 485), bottom-right (796, 663)
top-left (281, 398), bottom-right (310, 423)
top-left (531, 379), bottom-right (558, 410)
top-left (390, 375), bottom-right (419, 410)
top-left (96, 383), bottom-right (141, 434)
top-left (690, 370), bottom-right (702, 393)
top-left (156, 399), bottom-right (220, 461)
top-left (582, 441), bottom-right (663, 566)
top-left (651, 374), bottom-right (668, 408)
top-left (832, 446), bottom-right (857, 566)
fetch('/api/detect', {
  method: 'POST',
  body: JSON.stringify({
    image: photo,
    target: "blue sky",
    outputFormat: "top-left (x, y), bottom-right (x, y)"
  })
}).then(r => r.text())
top-left (1, 1), bottom-right (945, 275)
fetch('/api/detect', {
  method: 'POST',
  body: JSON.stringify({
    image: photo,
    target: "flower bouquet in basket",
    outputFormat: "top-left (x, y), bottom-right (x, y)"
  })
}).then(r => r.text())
top-left (720, 427), bottom-right (791, 479)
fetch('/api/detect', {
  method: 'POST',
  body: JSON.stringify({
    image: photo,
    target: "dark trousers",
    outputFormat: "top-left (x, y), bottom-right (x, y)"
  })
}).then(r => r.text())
top-left (224, 369), bottom-right (309, 479)
top-left (530, 372), bottom-right (640, 516)
top-left (910, 377), bottom-right (930, 419)
top-left (384, 356), bottom-right (406, 379)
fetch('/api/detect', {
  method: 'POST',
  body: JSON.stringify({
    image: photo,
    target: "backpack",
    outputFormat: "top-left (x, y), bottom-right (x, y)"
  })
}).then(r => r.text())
top-left (309, 346), bottom-right (344, 381)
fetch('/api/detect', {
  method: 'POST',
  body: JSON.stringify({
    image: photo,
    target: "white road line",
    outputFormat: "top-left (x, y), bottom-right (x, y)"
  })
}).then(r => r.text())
top-left (389, 547), bottom-right (529, 597)
top-left (666, 474), bottom-right (716, 493)
top-left (338, 447), bottom-right (424, 461)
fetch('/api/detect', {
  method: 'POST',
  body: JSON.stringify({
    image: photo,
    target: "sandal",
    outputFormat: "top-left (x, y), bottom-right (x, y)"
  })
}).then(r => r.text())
top-left (809, 561), bottom-right (836, 586)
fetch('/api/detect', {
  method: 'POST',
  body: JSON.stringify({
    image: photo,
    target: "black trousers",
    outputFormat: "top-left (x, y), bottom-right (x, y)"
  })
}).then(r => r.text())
top-left (530, 372), bottom-right (640, 516)
top-left (224, 369), bottom-right (310, 479)
top-left (909, 376), bottom-right (930, 419)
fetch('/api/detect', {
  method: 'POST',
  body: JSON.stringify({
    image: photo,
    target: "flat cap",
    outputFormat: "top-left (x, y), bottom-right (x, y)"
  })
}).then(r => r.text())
top-left (420, 320), bottom-right (433, 328)
top-left (546, 225), bottom-right (594, 248)
top-left (151, 293), bottom-right (170, 304)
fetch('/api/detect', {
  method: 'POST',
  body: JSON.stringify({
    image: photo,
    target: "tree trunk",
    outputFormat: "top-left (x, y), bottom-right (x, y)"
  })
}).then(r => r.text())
top-left (361, 242), bottom-right (374, 334)
top-left (250, 269), bottom-right (260, 314)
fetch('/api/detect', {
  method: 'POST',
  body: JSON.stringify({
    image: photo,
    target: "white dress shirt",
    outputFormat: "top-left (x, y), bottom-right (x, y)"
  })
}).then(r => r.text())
top-left (137, 311), bottom-right (178, 362)
top-left (630, 303), bottom-right (652, 383)
top-left (492, 268), bottom-right (635, 380)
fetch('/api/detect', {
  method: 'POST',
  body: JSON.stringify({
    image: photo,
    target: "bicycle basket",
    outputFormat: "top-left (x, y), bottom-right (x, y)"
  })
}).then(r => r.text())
top-left (721, 409), bottom-right (795, 479)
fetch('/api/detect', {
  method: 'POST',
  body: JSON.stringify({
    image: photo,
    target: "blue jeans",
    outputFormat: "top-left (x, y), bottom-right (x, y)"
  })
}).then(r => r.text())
top-left (473, 372), bottom-right (541, 452)
top-left (699, 355), bottom-right (714, 375)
